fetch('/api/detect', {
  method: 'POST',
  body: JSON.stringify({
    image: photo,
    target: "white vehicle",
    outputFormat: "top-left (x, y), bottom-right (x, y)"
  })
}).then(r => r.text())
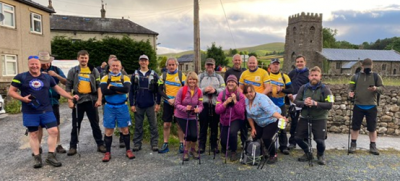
top-left (0, 95), bottom-right (6, 114)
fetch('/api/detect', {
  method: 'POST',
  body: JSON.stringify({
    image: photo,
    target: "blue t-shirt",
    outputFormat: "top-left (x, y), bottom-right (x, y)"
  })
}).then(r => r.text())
top-left (11, 72), bottom-right (57, 114)
top-left (41, 66), bottom-right (66, 105)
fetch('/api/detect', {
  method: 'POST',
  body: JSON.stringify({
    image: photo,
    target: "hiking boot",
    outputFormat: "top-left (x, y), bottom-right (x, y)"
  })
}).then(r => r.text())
top-left (298, 152), bottom-right (313, 162)
top-left (152, 146), bottom-right (159, 152)
top-left (33, 154), bottom-right (42, 169)
top-left (158, 143), bottom-right (169, 154)
top-left (119, 136), bottom-right (125, 148)
top-left (102, 152), bottom-right (111, 162)
top-left (267, 155), bottom-right (278, 164)
top-left (132, 145), bottom-right (141, 152)
top-left (221, 147), bottom-right (227, 155)
top-left (369, 143), bottom-right (380, 155)
top-left (179, 143), bottom-right (184, 154)
top-left (230, 151), bottom-right (238, 162)
top-left (56, 145), bottom-right (67, 154)
top-left (183, 150), bottom-right (189, 161)
top-left (281, 148), bottom-right (290, 155)
top-left (31, 147), bottom-right (43, 156)
top-left (97, 145), bottom-right (107, 153)
top-left (288, 144), bottom-right (296, 150)
top-left (67, 148), bottom-right (77, 156)
top-left (348, 142), bottom-right (356, 154)
top-left (126, 150), bottom-right (135, 159)
top-left (46, 152), bottom-right (62, 167)
top-left (317, 155), bottom-right (326, 165)
top-left (190, 148), bottom-right (199, 159)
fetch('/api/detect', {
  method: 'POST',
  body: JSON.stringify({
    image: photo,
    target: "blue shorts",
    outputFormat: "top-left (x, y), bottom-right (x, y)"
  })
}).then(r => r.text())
top-left (23, 112), bottom-right (58, 131)
top-left (103, 105), bottom-right (131, 129)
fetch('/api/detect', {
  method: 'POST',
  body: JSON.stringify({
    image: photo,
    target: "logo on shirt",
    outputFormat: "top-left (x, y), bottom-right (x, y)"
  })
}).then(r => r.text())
top-left (255, 76), bottom-right (260, 81)
top-left (29, 79), bottom-right (44, 91)
top-left (175, 77), bottom-right (179, 82)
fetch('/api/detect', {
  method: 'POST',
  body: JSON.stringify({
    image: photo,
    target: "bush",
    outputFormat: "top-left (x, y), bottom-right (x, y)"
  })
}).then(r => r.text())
top-left (5, 99), bottom-right (21, 114)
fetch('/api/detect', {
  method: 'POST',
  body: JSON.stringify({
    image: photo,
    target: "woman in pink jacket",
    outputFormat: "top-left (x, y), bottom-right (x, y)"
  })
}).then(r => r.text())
top-left (174, 72), bottom-right (204, 161)
top-left (215, 75), bottom-right (245, 161)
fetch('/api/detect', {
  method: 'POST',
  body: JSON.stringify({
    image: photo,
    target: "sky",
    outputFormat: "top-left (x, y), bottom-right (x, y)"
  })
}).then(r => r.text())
top-left (35, 0), bottom-right (400, 54)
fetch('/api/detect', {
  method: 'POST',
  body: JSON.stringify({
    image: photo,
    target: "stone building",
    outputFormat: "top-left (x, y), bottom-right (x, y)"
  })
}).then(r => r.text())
top-left (177, 54), bottom-right (195, 72)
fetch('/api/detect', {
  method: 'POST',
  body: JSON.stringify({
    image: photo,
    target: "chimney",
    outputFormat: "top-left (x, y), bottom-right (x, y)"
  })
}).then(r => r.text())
top-left (101, 1), bottom-right (106, 18)
top-left (48, 0), bottom-right (54, 10)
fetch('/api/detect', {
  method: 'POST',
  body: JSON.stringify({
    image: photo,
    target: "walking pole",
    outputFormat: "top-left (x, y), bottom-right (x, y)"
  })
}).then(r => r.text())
top-left (196, 107), bottom-right (201, 165)
top-left (258, 117), bottom-right (286, 169)
top-left (182, 111), bottom-right (190, 165)
top-left (307, 116), bottom-right (313, 167)
top-left (225, 107), bottom-right (233, 163)
top-left (73, 98), bottom-right (81, 158)
top-left (348, 97), bottom-right (354, 155)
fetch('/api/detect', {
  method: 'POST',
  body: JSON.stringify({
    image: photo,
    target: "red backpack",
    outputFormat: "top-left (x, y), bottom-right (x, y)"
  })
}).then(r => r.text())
top-left (181, 85), bottom-right (202, 102)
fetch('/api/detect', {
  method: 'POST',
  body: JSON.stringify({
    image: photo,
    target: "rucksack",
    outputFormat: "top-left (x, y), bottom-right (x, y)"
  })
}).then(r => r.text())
top-left (133, 70), bottom-right (156, 92)
top-left (267, 71), bottom-right (286, 85)
top-left (353, 72), bottom-right (380, 106)
top-left (181, 85), bottom-right (201, 102)
top-left (240, 139), bottom-right (263, 166)
top-left (162, 71), bottom-right (184, 87)
top-left (106, 74), bottom-right (125, 85)
top-left (302, 83), bottom-right (327, 102)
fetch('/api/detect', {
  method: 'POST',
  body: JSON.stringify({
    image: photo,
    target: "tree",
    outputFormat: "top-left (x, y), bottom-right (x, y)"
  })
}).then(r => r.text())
top-left (323, 28), bottom-right (338, 48)
top-left (248, 52), bottom-right (258, 58)
top-left (158, 56), bottom-right (167, 69)
top-left (206, 42), bottom-right (228, 68)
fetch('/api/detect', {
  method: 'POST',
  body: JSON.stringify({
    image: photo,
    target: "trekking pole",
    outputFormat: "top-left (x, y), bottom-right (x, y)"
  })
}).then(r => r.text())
top-left (225, 107), bottom-right (233, 163)
top-left (348, 97), bottom-right (354, 155)
top-left (73, 98), bottom-right (81, 158)
top-left (258, 129), bottom-right (279, 169)
top-left (307, 116), bottom-right (313, 167)
top-left (182, 111), bottom-right (190, 165)
top-left (196, 106), bottom-right (201, 165)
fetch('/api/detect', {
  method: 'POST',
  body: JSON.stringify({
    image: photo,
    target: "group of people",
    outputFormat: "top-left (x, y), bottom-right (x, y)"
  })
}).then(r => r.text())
top-left (8, 50), bottom-right (383, 169)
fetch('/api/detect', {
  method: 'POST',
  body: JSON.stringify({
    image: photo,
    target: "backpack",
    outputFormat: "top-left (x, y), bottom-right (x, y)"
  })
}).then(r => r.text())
top-left (162, 71), bottom-right (184, 91)
top-left (353, 72), bottom-right (381, 106)
top-left (106, 74), bottom-right (125, 85)
top-left (302, 83), bottom-right (327, 102)
top-left (181, 85), bottom-right (201, 102)
top-left (240, 139), bottom-right (263, 165)
top-left (268, 72), bottom-right (291, 105)
top-left (133, 70), bottom-right (156, 92)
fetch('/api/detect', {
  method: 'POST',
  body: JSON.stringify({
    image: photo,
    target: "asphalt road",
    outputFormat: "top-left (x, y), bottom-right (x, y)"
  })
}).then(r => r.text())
top-left (0, 104), bottom-right (399, 181)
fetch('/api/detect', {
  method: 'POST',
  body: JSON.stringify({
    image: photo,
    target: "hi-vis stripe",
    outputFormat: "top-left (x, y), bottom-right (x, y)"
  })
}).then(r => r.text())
top-left (199, 98), bottom-right (203, 101)
top-left (349, 81), bottom-right (355, 84)
top-left (325, 95), bottom-right (335, 103)
top-left (216, 101), bottom-right (221, 104)
top-left (12, 79), bottom-right (21, 84)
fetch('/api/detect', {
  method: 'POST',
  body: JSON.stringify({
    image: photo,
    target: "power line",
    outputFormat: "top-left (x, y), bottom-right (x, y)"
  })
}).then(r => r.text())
top-left (219, 0), bottom-right (236, 49)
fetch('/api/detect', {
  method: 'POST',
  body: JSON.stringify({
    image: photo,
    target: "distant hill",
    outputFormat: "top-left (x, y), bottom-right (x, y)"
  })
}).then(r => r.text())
top-left (159, 42), bottom-right (284, 57)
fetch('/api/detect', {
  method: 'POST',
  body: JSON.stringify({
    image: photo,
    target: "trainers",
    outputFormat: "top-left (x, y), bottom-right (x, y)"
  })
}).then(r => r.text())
top-left (56, 145), bottom-right (67, 154)
top-left (158, 143), bottom-right (169, 154)
top-left (67, 148), bottom-right (77, 156)
top-left (183, 150), bottom-right (189, 161)
top-left (102, 152), bottom-right (111, 162)
top-left (46, 152), bottom-right (62, 167)
top-left (31, 147), bottom-right (43, 156)
top-left (281, 148), bottom-right (290, 155)
top-left (152, 146), bottom-right (159, 152)
top-left (132, 145), bottom-right (141, 152)
top-left (119, 136), bottom-right (125, 148)
top-left (288, 144), bottom-right (296, 150)
top-left (230, 151), bottom-right (238, 162)
top-left (190, 148), bottom-right (199, 159)
top-left (369, 143), bottom-right (380, 155)
top-left (126, 150), bottom-right (135, 159)
top-left (298, 153), bottom-right (313, 162)
top-left (97, 145), bottom-right (107, 153)
top-left (267, 155), bottom-right (278, 164)
top-left (349, 142), bottom-right (356, 154)
top-left (33, 154), bottom-right (42, 169)
top-left (179, 143), bottom-right (184, 154)
top-left (317, 155), bottom-right (326, 165)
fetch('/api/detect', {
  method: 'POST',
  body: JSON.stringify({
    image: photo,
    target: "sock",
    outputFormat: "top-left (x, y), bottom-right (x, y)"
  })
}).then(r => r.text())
top-left (370, 142), bottom-right (376, 145)
top-left (104, 135), bottom-right (112, 153)
top-left (351, 140), bottom-right (356, 144)
top-left (123, 134), bottom-right (131, 150)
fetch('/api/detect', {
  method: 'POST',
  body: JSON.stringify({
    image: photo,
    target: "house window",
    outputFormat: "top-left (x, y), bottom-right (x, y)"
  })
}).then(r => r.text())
top-left (382, 64), bottom-right (386, 71)
top-left (30, 13), bottom-right (42, 34)
top-left (0, 3), bottom-right (15, 28)
top-left (185, 64), bottom-right (188, 71)
top-left (336, 62), bottom-right (341, 69)
top-left (2, 55), bottom-right (18, 76)
top-left (394, 69), bottom-right (397, 75)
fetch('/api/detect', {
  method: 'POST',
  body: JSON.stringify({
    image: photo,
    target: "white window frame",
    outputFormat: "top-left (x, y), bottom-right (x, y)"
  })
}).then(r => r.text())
top-left (0, 2), bottom-right (15, 28)
top-left (2, 55), bottom-right (18, 76)
top-left (30, 13), bottom-right (42, 34)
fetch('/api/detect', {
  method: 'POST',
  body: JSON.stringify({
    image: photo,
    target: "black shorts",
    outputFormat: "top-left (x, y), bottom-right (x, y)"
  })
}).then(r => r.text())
top-left (162, 103), bottom-right (176, 123)
top-left (352, 106), bottom-right (377, 132)
top-left (53, 104), bottom-right (60, 125)
top-left (295, 118), bottom-right (327, 140)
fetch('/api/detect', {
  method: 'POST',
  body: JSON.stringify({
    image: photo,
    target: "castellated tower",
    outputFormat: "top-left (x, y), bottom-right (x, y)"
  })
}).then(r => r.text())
top-left (283, 12), bottom-right (323, 72)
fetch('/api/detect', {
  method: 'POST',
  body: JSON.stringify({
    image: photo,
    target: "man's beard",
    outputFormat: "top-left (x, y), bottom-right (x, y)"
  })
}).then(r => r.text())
top-left (310, 79), bottom-right (319, 85)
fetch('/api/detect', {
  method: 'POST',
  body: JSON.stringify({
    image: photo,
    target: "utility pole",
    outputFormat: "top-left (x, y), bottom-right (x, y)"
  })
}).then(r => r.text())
top-left (194, 0), bottom-right (201, 74)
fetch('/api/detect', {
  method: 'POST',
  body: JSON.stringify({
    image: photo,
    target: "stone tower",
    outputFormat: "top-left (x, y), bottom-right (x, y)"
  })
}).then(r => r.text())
top-left (283, 12), bottom-right (323, 72)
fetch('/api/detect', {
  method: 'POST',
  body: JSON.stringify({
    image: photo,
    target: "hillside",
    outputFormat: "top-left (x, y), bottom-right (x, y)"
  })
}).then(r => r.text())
top-left (159, 42), bottom-right (284, 57)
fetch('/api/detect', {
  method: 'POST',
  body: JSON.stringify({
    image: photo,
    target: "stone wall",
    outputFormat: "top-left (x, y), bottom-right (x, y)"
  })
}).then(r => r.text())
top-left (323, 84), bottom-right (400, 136)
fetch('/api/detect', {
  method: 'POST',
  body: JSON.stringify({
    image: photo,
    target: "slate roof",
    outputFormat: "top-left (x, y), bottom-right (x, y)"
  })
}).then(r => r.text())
top-left (341, 61), bottom-right (358, 69)
top-left (178, 54), bottom-right (194, 63)
top-left (50, 15), bottom-right (158, 35)
top-left (319, 48), bottom-right (400, 62)
top-left (15, 0), bottom-right (55, 13)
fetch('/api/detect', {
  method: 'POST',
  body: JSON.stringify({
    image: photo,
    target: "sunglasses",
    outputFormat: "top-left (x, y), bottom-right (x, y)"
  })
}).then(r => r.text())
top-left (28, 56), bottom-right (39, 60)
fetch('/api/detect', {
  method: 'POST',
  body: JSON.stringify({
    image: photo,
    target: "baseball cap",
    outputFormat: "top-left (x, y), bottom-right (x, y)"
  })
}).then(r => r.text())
top-left (362, 58), bottom-right (372, 68)
top-left (139, 54), bottom-right (149, 60)
top-left (271, 58), bottom-right (280, 64)
top-left (205, 58), bottom-right (215, 65)
top-left (38, 51), bottom-right (54, 63)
